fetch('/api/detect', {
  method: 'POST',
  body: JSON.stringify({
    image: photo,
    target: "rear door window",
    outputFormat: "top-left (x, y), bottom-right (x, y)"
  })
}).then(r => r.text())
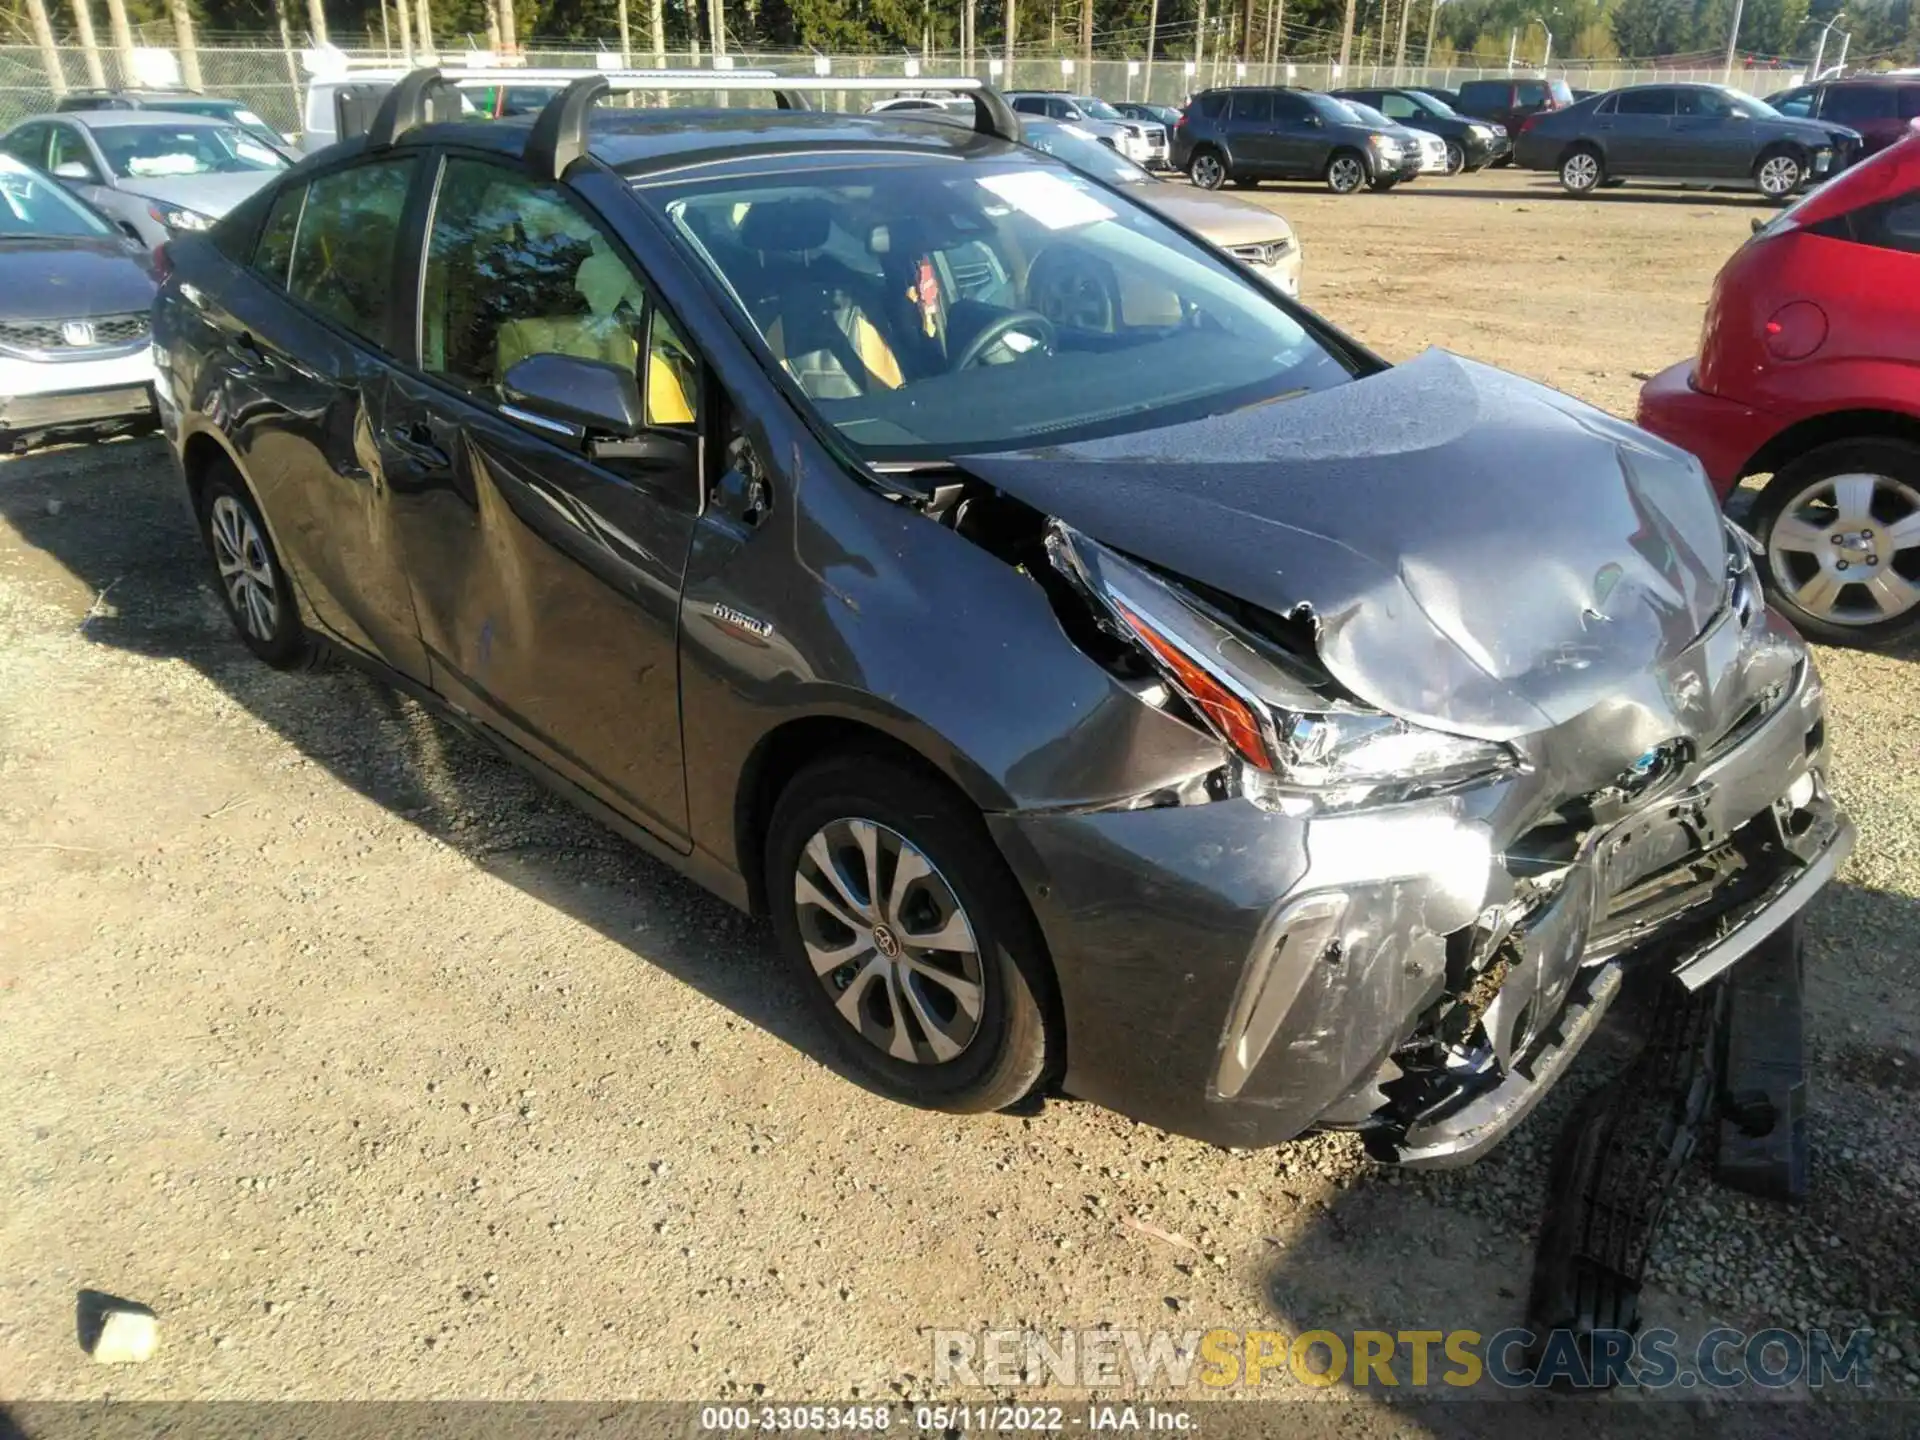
top-left (1230, 91), bottom-right (1274, 124)
top-left (286, 157), bottom-right (415, 348)
top-left (1380, 93), bottom-right (1419, 120)
top-left (1824, 86), bottom-right (1898, 122)
top-left (1617, 89), bottom-right (1677, 116)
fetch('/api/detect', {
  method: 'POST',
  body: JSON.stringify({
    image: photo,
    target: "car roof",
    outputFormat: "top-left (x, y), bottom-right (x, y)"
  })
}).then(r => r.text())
top-left (353, 106), bottom-right (1025, 177)
top-left (39, 109), bottom-right (234, 129)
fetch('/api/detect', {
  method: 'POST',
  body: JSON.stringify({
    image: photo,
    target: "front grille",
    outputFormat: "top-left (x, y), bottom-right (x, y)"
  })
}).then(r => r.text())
top-left (0, 312), bottom-right (149, 354)
top-left (1228, 238), bottom-right (1294, 267)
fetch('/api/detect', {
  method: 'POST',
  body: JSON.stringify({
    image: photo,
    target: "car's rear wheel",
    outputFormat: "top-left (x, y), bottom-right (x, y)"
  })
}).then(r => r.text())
top-left (767, 753), bottom-right (1055, 1114)
top-left (198, 463), bottom-right (315, 669)
top-left (1326, 151), bottom-right (1368, 194)
top-left (1750, 439), bottom-right (1920, 648)
top-left (1189, 148), bottom-right (1227, 190)
top-left (1444, 139), bottom-right (1466, 175)
top-left (1755, 148), bottom-right (1805, 201)
top-left (1559, 145), bottom-right (1603, 195)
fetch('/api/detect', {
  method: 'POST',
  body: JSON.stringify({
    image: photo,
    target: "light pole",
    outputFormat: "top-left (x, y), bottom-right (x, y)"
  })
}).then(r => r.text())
top-left (1722, 0), bottom-right (1747, 83)
top-left (1808, 14), bottom-right (1845, 80)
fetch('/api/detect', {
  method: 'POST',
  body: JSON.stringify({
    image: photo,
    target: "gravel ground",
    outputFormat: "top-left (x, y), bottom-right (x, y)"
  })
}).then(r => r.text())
top-left (1, 168), bottom-right (1916, 1422)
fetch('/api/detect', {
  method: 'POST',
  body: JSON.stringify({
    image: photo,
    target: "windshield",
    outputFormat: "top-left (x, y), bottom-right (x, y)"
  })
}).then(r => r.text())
top-left (1406, 90), bottom-right (1457, 116)
top-left (0, 155), bottom-right (112, 237)
top-left (94, 122), bottom-right (288, 179)
top-left (640, 157), bottom-right (1357, 459)
top-left (1021, 122), bottom-right (1150, 185)
top-left (1075, 96), bottom-right (1126, 121)
top-left (1305, 92), bottom-right (1364, 124)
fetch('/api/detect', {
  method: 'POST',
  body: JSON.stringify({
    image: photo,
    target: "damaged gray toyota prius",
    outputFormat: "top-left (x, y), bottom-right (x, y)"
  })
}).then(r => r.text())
top-left (153, 73), bottom-right (1853, 1166)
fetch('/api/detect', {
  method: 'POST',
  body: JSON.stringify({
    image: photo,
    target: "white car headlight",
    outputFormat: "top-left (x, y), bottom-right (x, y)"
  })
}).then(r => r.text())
top-left (147, 204), bottom-right (213, 233)
top-left (1045, 523), bottom-right (1520, 813)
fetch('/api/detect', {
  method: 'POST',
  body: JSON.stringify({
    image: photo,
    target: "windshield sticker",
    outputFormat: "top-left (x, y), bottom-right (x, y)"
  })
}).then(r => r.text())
top-left (975, 171), bottom-right (1115, 231)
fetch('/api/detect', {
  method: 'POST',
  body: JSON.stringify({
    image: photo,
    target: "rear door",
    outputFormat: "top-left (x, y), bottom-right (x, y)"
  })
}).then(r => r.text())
top-left (206, 156), bottom-right (431, 681)
top-left (381, 152), bottom-right (701, 843)
top-left (1610, 87), bottom-right (1678, 173)
top-left (1226, 89), bottom-right (1281, 173)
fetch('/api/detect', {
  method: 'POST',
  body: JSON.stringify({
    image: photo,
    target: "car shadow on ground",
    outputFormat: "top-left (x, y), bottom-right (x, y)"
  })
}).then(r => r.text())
top-left (5, 438), bottom-right (1914, 1425)
top-left (1387, 180), bottom-right (1777, 208)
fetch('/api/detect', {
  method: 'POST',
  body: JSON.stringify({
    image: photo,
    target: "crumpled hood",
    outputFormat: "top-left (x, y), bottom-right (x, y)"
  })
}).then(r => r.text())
top-left (119, 170), bottom-right (277, 219)
top-left (957, 349), bottom-right (1731, 741)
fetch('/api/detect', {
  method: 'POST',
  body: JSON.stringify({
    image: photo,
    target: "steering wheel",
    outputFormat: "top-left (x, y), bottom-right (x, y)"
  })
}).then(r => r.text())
top-left (953, 309), bottom-right (1057, 371)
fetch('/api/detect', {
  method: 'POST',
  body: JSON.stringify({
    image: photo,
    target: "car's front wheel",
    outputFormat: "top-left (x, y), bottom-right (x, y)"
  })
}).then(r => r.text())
top-left (767, 753), bottom-right (1056, 1114)
top-left (1750, 439), bottom-right (1920, 648)
top-left (1559, 145), bottom-right (1604, 195)
top-left (1189, 148), bottom-right (1227, 190)
top-left (1326, 151), bottom-right (1368, 194)
top-left (198, 463), bottom-right (315, 669)
top-left (1444, 139), bottom-right (1466, 175)
top-left (1755, 148), bottom-right (1805, 201)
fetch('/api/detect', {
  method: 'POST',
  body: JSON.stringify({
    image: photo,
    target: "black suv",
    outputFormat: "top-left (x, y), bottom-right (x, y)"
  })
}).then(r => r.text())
top-left (1452, 77), bottom-right (1575, 153)
top-left (1514, 83), bottom-right (1859, 199)
top-left (147, 71), bottom-right (1845, 1166)
top-left (1171, 86), bottom-right (1420, 193)
top-left (1331, 86), bottom-right (1511, 173)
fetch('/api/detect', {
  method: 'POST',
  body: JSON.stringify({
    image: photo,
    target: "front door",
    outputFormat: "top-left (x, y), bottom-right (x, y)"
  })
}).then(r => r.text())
top-left (1672, 87), bottom-right (1754, 178)
top-left (384, 153), bottom-right (701, 844)
top-left (213, 155), bottom-right (431, 681)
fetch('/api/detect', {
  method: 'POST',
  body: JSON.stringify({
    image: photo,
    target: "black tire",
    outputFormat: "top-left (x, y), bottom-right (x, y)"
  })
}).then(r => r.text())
top-left (1188, 147), bottom-right (1227, 190)
top-left (196, 461), bottom-right (316, 669)
top-left (1443, 139), bottom-right (1466, 175)
top-left (1559, 144), bottom-right (1604, 195)
top-left (1325, 149), bottom-right (1368, 194)
top-left (766, 752), bottom-right (1056, 1114)
top-left (1748, 438), bottom-right (1920, 649)
top-left (1368, 175), bottom-right (1400, 192)
top-left (1754, 146), bottom-right (1805, 203)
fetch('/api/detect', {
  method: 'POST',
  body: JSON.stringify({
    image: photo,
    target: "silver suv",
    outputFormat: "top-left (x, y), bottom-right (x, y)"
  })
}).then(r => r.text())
top-left (1005, 91), bottom-right (1161, 166)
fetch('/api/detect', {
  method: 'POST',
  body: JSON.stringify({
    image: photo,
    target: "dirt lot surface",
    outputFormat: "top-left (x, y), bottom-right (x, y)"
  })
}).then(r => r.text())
top-left (3, 168), bottom-right (1918, 1425)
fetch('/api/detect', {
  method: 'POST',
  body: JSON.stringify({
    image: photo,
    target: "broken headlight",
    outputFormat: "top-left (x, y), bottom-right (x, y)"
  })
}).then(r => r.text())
top-left (1045, 521), bottom-right (1520, 812)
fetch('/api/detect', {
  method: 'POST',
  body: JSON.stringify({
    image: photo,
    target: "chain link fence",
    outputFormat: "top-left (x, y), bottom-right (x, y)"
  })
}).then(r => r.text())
top-left (0, 41), bottom-right (1799, 138)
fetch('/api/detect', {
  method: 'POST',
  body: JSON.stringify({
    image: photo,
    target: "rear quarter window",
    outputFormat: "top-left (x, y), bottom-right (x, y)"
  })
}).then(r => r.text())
top-left (1195, 91), bottom-right (1228, 119)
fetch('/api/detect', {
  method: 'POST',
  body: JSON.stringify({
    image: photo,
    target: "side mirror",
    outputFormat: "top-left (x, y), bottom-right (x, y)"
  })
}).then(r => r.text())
top-left (501, 352), bottom-right (643, 443)
top-left (52, 162), bottom-right (89, 180)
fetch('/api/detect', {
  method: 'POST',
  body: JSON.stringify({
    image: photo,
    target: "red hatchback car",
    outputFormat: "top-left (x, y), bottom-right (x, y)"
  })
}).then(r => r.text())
top-left (1639, 129), bottom-right (1920, 647)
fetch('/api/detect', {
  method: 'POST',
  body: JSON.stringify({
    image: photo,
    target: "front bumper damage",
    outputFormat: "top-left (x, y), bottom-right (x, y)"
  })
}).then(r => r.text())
top-left (990, 606), bottom-right (1847, 1165)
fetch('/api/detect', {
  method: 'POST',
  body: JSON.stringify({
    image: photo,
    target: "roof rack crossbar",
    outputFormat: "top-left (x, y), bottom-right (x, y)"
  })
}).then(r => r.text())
top-left (366, 67), bottom-right (454, 149)
top-left (523, 71), bottom-right (1020, 178)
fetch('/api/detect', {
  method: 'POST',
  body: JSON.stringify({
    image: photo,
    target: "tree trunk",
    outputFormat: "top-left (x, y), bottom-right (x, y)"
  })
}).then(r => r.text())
top-left (416, 0), bottom-right (433, 56)
top-left (274, 0), bottom-right (301, 123)
top-left (306, 0), bottom-right (329, 44)
top-left (102, 0), bottom-right (135, 76)
top-left (1195, 0), bottom-right (1206, 68)
top-left (25, 0), bottom-right (66, 97)
top-left (1144, 0), bottom-right (1157, 71)
top-left (1392, 0), bottom-right (1411, 82)
top-left (71, 0), bottom-right (107, 91)
top-left (963, 0), bottom-right (974, 68)
top-left (649, 0), bottom-right (665, 66)
top-left (168, 0), bottom-right (201, 89)
top-left (1003, 0), bottom-right (1015, 82)
top-left (709, 0), bottom-right (725, 57)
top-left (1079, 0), bottom-right (1090, 71)
top-left (1239, 0), bottom-right (1255, 61)
top-left (497, 0), bottom-right (516, 56)
top-left (616, 0), bottom-right (630, 64)
top-left (1336, 0), bottom-right (1355, 77)
top-left (1266, 0), bottom-right (1280, 67)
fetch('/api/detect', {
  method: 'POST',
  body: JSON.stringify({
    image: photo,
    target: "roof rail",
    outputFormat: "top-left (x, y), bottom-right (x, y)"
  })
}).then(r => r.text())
top-left (362, 65), bottom-right (786, 150)
top-left (523, 72), bottom-right (1021, 180)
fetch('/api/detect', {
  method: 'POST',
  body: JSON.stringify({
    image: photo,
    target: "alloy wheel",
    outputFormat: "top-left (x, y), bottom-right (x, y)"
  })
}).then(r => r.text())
top-left (209, 494), bottom-right (279, 642)
top-left (1765, 472), bottom-right (1920, 627)
top-left (1444, 140), bottom-right (1465, 175)
top-left (793, 817), bottom-right (985, 1065)
top-left (1327, 156), bottom-right (1365, 194)
top-left (1757, 154), bottom-right (1802, 198)
top-left (1191, 153), bottom-right (1225, 189)
top-left (1561, 151), bottom-right (1600, 192)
